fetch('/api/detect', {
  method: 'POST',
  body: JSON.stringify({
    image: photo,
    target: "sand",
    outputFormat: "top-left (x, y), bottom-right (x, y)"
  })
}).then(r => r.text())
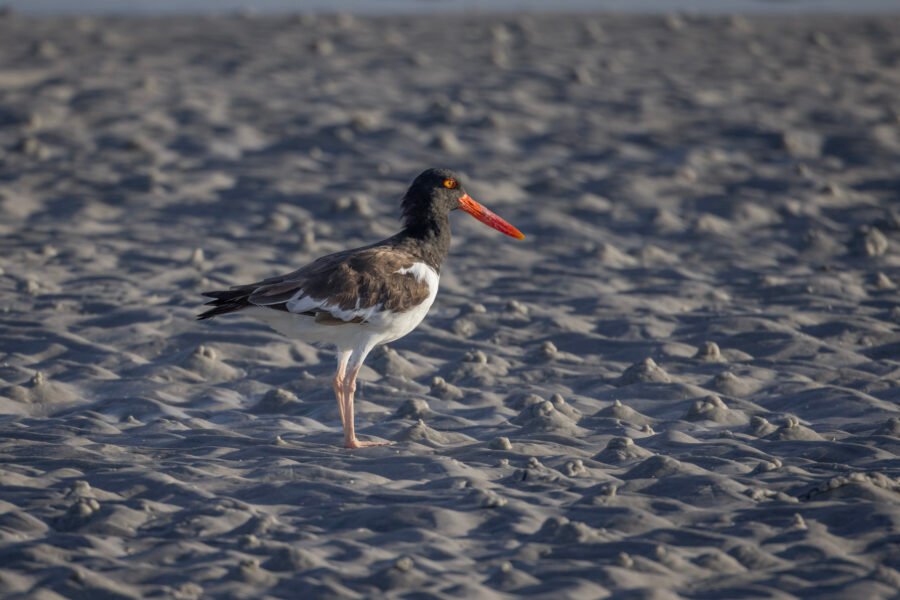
top-left (1, 9), bottom-right (899, 599)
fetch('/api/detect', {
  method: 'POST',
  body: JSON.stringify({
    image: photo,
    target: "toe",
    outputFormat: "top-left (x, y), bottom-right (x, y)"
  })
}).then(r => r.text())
top-left (344, 438), bottom-right (391, 449)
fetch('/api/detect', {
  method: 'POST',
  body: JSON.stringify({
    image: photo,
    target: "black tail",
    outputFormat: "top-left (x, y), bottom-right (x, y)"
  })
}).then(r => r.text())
top-left (197, 288), bottom-right (253, 320)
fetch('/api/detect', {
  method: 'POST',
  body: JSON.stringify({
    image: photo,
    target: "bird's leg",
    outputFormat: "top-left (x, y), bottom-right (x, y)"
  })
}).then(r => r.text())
top-left (333, 350), bottom-right (351, 434)
top-left (341, 364), bottom-right (359, 448)
top-left (342, 361), bottom-right (391, 449)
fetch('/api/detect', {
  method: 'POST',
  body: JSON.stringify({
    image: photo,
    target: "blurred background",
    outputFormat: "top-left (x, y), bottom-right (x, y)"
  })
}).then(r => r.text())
top-left (4, 0), bottom-right (900, 14)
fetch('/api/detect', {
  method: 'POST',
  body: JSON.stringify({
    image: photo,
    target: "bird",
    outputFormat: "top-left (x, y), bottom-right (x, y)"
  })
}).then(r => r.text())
top-left (198, 168), bottom-right (525, 448)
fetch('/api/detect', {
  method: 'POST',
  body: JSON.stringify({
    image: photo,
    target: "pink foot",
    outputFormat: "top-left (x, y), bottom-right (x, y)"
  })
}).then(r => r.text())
top-left (344, 438), bottom-right (393, 449)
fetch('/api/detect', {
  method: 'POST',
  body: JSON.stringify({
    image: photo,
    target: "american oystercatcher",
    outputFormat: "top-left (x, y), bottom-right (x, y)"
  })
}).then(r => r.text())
top-left (198, 168), bottom-right (524, 448)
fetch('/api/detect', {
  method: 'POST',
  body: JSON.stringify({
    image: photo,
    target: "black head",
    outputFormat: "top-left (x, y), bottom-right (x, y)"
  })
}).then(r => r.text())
top-left (400, 167), bottom-right (525, 240)
top-left (400, 167), bottom-right (467, 229)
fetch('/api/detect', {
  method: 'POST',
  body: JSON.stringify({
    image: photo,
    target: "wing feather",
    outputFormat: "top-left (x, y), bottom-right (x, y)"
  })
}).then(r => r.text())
top-left (239, 248), bottom-right (431, 324)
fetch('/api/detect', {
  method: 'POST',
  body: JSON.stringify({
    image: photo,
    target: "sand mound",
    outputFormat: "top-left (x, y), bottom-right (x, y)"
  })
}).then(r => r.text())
top-left (767, 416), bottom-right (825, 441)
top-left (693, 341), bottom-right (725, 362)
top-left (251, 388), bottom-right (301, 414)
top-left (512, 399), bottom-right (583, 435)
top-left (369, 346), bottom-right (431, 379)
top-left (623, 455), bottom-right (705, 480)
top-left (533, 516), bottom-right (603, 544)
top-left (428, 376), bottom-right (464, 401)
top-left (445, 350), bottom-right (510, 386)
top-left (397, 419), bottom-right (474, 447)
top-left (798, 472), bottom-right (900, 502)
top-left (3, 371), bottom-right (81, 411)
top-left (180, 345), bottom-right (242, 382)
top-left (684, 395), bottom-right (748, 425)
top-left (617, 358), bottom-right (672, 386)
top-left (394, 397), bottom-right (432, 420)
top-left (595, 437), bottom-right (654, 464)
top-left (595, 400), bottom-right (655, 427)
top-left (710, 371), bottom-right (759, 397)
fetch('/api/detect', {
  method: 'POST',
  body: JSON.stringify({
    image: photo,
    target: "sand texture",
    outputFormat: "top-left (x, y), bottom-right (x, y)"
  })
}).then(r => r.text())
top-left (1, 11), bottom-right (900, 599)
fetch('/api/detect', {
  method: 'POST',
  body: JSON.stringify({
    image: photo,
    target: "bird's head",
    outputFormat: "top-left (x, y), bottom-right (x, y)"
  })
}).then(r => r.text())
top-left (401, 168), bottom-right (525, 240)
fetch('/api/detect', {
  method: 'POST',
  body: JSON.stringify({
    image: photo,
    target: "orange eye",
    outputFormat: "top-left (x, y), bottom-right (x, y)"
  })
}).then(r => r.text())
top-left (442, 178), bottom-right (458, 189)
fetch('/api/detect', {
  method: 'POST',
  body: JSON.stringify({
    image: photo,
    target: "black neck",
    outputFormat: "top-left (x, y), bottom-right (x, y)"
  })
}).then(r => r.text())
top-left (396, 214), bottom-right (451, 272)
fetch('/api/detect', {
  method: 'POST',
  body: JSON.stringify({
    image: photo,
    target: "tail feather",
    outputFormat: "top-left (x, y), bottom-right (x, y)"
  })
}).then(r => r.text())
top-left (197, 288), bottom-right (253, 320)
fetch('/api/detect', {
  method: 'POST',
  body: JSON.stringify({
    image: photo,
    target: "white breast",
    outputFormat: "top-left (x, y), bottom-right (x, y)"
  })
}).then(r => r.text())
top-left (375, 262), bottom-right (440, 344)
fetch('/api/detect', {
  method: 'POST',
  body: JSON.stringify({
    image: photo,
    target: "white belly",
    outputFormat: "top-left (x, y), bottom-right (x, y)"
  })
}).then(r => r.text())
top-left (246, 263), bottom-right (439, 352)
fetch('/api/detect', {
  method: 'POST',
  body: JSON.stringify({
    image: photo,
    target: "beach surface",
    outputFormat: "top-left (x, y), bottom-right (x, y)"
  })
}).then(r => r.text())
top-left (1, 11), bottom-right (899, 599)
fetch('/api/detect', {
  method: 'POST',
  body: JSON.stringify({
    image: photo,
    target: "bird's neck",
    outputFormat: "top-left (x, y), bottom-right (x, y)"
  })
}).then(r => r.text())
top-left (399, 214), bottom-right (451, 272)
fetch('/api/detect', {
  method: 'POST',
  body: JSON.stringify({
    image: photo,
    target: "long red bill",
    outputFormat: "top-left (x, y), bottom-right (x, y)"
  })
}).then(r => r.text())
top-left (458, 193), bottom-right (525, 240)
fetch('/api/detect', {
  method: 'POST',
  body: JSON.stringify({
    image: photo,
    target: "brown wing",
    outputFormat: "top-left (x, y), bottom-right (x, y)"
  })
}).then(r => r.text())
top-left (247, 247), bottom-right (431, 322)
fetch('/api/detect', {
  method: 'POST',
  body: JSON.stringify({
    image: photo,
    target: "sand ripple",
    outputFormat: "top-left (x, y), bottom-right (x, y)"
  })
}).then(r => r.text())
top-left (0, 11), bottom-right (899, 599)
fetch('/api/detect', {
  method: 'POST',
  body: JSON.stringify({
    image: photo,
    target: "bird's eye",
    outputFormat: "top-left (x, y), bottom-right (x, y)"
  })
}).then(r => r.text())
top-left (442, 178), bottom-right (458, 189)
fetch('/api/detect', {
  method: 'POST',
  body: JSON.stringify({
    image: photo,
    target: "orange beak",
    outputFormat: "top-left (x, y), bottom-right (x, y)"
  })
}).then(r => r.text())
top-left (458, 193), bottom-right (525, 240)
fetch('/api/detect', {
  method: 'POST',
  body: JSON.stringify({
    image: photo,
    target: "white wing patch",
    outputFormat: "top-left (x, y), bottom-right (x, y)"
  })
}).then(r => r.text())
top-left (395, 262), bottom-right (437, 285)
top-left (285, 291), bottom-right (384, 323)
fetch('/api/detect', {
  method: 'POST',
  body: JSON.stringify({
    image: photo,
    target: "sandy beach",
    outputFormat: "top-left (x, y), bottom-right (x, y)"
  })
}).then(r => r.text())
top-left (1, 9), bottom-right (899, 598)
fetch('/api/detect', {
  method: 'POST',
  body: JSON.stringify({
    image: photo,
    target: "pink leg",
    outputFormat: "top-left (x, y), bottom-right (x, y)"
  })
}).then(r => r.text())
top-left (341, 364), bottom-right (360, 448)
top-left (333, 350), bottom-right (351, 435)
top-left (341, 359), bottom-right (391, 449)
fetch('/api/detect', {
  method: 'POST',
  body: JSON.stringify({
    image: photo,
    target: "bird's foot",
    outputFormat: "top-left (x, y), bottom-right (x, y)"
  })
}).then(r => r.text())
top-left (344, 438), bottom-right (392, 449)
